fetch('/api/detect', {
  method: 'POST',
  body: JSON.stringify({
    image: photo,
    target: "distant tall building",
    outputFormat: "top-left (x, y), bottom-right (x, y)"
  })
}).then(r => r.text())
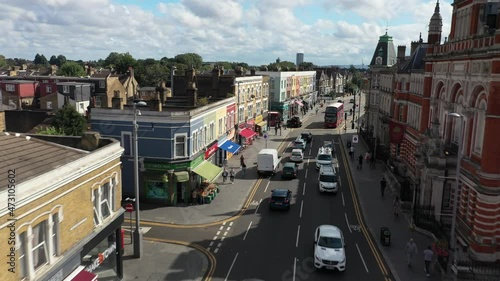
top-left (296, 53), bottom-right (304, 66)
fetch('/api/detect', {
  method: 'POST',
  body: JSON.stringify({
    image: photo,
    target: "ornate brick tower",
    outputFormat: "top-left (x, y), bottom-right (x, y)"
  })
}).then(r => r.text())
top-left (427, 0), bottom-right (443, 44)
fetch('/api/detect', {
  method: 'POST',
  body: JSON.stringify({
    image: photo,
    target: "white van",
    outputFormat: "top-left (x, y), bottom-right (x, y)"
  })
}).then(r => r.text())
top-left (319, 165), bottom-right (338, 193)
top-left (316, 146), bottom-right (333, 170)
top-left (257, 148), bottom-right (281, 175)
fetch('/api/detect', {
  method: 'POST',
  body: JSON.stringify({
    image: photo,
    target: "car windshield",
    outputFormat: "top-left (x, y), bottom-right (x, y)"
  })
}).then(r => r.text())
top-left (320, 175), bottom-right (337, 182)
top-left (284, 167), bottom-right (295, 172)
top-left (271, 196), bottom-right (286, 202)
top-left (318, 154), bottom-right (331, 161)
top-left (318, 236), bottom-right (343, 249)
top-left (295, 141), bottom-right (304, 145)
top-left (292, 152), bottom-right (302, 156)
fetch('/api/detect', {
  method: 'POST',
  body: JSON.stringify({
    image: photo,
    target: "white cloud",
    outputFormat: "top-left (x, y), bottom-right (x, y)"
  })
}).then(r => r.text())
top-left (0, 0), bottom-right (453, 66)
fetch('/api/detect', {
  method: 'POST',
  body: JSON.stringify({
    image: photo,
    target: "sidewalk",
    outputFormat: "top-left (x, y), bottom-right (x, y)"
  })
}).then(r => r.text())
top-left (139, 109), bottom-right (318, 225)
top-left (340, 133), bottom-right (442, 281)
top-left (122, 238), bottom-right (209, 281)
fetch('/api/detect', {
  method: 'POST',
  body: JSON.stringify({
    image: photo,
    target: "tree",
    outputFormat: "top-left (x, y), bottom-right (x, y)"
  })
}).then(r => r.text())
top-left (56, 55), bottom-right (67, 67)
top-left (103, 52), bottom-right (137, 74)
top-left (142, 63), bottom-right (169, 87)
top-left (49, 55), bottom-right (58, 66)
top-left (34, 54), bottom-right (49, 66)
top-left (0, 55), bottom-right (7, 68)
top-left (174, 53), bottom-right (203, 69)
top-left (57, 61), bottom-right (86, 77)
top-left (53, 103), bottom-right (87, 136)
top-left (298, 62), bottom-right (315, 70)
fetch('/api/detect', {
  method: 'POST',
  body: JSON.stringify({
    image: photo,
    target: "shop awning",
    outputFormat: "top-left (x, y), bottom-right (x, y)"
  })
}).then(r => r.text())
top-left (294, 100), bottom-right (304, 107)
top-left (256, 121), bottom-right (267, 127)
top-left (192, 161), bottom-right (222, 182)
top-left (174, 171), bottom-right (190, 182)
top-left (239, 128), bottom-right (256, 138)
top-left (219, 140), bottom-right (241, 154)
top-left (64, 266), bottom-right (98, 281)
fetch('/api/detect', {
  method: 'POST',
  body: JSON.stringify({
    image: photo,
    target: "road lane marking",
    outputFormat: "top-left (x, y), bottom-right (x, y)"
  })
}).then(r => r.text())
top-left (226, 227), bottom-right (231, 231)
top-left (303, 183), bottom-right (306, 195)
top-left (214, 248), bottom-right (219, 253)
top-left (307, 158), bottom-right (310, 164)
top-left (217, 242), bottom-right (222, 247)
top-left (345, 213), bottom-right (352, 233)
top-left (224, 231), bottom-right (228, 236)
top-left (209, 241), bottom-right (214, 247)
top-left (264, 181), bottom-right (270, 193)
top-left (293, 257), bottom-right (297, 281)
top-left (222, 222), bottom-right (226, 225)
top-left (213, 236), bottom-right (218, 241)
top-left (356, 243), bottom-right (369, 273)
top-left (219, 226), bottom-right (224, 230)
top-left (243, 221), bottom-right (252, 240)
top-left (225, 252), bottom-right (239, 281)
top-left (300, 201), bottom-right (303, 218)
top-left (341, 192), bottom-right (345, 206)
top-left (254, 198), bottom-right (262, 214)
top-left (216, 231), bottom-right (221, 236)
top-left (229, 222), bottom-right (233, 226)
top-left (296, 225), bottom-right (301, 247)
top-left (305, 169), bottom-right (308, 179)
top-left (221, 236), bottom-right (226, 241)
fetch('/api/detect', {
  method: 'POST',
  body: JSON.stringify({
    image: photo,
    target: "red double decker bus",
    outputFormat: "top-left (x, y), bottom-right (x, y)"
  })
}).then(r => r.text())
top-left (268, 111), bottom-right (281, 127)
top-left (324, 102), bottom-right (344, 128)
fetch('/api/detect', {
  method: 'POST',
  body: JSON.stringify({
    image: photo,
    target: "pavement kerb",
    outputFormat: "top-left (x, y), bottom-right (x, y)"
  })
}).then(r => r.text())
top-left (143, 237), bottom-right (216, 280)
top-left (339, 134), bottom-right (402, 281)
top-left (133, 114), bottom-right (306, 228)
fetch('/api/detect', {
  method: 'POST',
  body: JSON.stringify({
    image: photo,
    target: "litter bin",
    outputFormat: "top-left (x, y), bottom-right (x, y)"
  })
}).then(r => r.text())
top-left (380, 227), bottom-right (391, 246)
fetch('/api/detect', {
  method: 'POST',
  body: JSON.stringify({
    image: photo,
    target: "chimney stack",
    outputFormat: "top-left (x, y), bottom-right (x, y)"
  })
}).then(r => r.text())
top-left (150, 93), bottom-right (163, 111)
top-left (129, 66), bottom-right (134, 78)
top-left (111, 91), bottom-right (123, 109)
top-left (410, 41), bottom-right (420, 55)
top-left (251, 68), bottom-right (256, 76)
top-left (397, 45), bottom-right (406, 64)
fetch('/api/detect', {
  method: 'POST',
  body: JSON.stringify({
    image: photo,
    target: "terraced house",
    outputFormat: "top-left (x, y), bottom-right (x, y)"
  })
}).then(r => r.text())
top-left (0, 131), bottom-right (124, 281)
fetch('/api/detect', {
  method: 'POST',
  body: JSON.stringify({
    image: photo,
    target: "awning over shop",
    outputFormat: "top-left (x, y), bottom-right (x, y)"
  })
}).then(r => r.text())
top-left (64, 266), bottom-right (98, 281)
top-left (294, 100), bottom-right (304, 107)
top-left (174, 171), bottom-right (190, 182)
top-left (256, 121), bottom-right (267, 127)
top-left (219, 140), bottom-right (241, 154)
top-left (192, 160), bottom-right (222, 182)
top-left (239, 128), bottom-right (256, 138)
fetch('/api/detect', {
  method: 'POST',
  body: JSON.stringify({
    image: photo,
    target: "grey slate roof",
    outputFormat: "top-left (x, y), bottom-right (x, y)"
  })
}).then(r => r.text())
top-left (399, 43), bottom-right (428, 73)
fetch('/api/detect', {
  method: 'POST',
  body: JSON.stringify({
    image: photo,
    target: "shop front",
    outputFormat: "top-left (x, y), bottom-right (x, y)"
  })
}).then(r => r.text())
top-left (237, 119), bottom-right (257, 145)
top-left (80, 212), bottom-right (124, 281)
top-left (270, 101), bottom-right (290, 121)
top-left (216, 135), bottom-right (227, 167)
top-left (142, 154), bottom-right (204, 206)
top-left (191, 149), bottom-right (224, 204)
top-left (254, 114), bottom-right (267, 136)
top-left (218, 139), bottom-right (241, 164)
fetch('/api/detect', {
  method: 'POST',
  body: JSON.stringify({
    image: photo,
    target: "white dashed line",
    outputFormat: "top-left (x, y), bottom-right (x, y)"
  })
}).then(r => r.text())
top-left (224, 231), bottom-right (228, 236)
top-left (296, 225), bottom-right (301, 247)
top-left (209, 241), bottom-right (214, 247)
top-left (229, 222), bottom-right (233, 226)
top-left (303, 183), bottom-right (306, 195)
top-left (264, 181), bottom-right (270, 193)
top-left (254, 198), bottom-right (262, 214)
top-left (243, 221), bottom-right (252, 240)
top-left (300, 201), bottom-right (304, 218)
top-left (305, 169), bottom-right (308, 179)
top-left (216, 231), bottom-right (221, 236)
top-left (342, 192), bottom-right (345, 206)
top-left (356, 243), bottom-right (369, 273)
top-left (293, 257), bottom-right (297, 281)
top-left (345, 213), bottom-right (352, 233)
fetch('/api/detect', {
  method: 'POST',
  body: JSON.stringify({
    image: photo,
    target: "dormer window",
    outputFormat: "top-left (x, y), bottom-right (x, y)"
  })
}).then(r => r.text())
top-left (376, 56), bottom-right (382, 65)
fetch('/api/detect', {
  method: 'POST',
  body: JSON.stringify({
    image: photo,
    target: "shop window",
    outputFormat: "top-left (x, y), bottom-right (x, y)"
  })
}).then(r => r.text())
top-left (93, 180), bottom-right (114, 226)
top-left (174, 134), bottom-right (187, 158)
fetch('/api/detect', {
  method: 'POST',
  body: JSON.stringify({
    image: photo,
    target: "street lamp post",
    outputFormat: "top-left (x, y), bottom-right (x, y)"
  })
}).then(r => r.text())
top-left (133, 101), bottom-right (147, 258)
top-left (446, 112), bottom-right (464, 280)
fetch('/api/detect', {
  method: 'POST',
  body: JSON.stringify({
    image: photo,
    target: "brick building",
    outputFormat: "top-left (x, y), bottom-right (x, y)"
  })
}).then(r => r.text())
top-left (0, 131), bottom-right (124, 281)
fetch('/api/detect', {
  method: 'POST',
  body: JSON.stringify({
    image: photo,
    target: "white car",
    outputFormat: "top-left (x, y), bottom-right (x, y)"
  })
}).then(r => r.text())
top-left (319, 165), bottom-right (338, 193)
top-left (316, 147), bottom-right (333, 170)
top-left (290, 148), bottom-right (304, 162)
top-left (314, 225), bottom-right (346, 271)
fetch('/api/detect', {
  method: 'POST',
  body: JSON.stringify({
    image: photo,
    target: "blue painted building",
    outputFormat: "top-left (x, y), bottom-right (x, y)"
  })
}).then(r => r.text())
top-left (90, 97), bottom-right (238, 205)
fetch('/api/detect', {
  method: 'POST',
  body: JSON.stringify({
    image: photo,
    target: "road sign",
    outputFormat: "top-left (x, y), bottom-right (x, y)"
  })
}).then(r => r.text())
top-left (125, 203), bottom-right (134, 213)
top-left (352, 135), bottom-right (359, 143)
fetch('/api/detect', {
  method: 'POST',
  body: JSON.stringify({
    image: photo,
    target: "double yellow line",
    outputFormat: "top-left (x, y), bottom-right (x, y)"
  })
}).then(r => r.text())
top-left (143, 237), bottom-right (216, 281)
top-left (340, 141), bottom-right (393, 281)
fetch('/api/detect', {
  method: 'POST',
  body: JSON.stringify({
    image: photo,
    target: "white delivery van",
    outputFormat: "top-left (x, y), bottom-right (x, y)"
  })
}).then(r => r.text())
top-left (257, 148), bottom-right (281, 175)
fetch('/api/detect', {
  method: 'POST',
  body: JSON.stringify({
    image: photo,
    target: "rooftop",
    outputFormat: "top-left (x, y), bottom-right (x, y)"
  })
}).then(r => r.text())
top-left (0, 132), bottom-right (87, 191)
top-left (56, 82), bottom-right (93, 86)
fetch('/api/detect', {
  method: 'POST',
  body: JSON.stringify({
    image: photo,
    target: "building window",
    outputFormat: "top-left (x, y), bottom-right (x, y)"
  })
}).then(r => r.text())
top-left (42, 80), bottom-right (48, 83)
top-left (238, 106), bottom-right (245, 122)
top-left (399, 105), bottom-right (404, 122)
top-left (203, 127), bottom-right (207, 145)
top-left (32, 221), bottom-right (48, 271)
top-left (6, 84), bottom-right (15, 91)
top-left (99, 81), bottom-right (105, 88)
top-left (192, 131), bottom-right (198, 153)
top-left (93, 180), bottom-right (114, 226)
top-left (46, 101), bottom-right (53, 110)
top-left (63, 85), bottom-right (69, 93)
top-left (174, 134), bottom-right (187, 158)
top-left (256, 102), bottom-right (261, 114)
top-left (474, 101), bottom-right (486, 155)
top-left (218, 118), bottom-right (223, 136)
top-left (95, 97), bottom-right (102, 107)
top-left (46, 85), bottom-right (52, 93)
top-left (52, 213), bottom-right (59, 256)
top-left (209, 123), bottom-right (215, 140)
top-left (18, 232), bottom-right (27, 279)
top-left (121, 132), bottom-right (132, 156)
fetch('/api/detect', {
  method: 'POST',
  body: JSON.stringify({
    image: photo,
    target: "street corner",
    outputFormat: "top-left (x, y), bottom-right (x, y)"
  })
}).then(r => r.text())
top-left (122, 239), bottom-right (213, 281)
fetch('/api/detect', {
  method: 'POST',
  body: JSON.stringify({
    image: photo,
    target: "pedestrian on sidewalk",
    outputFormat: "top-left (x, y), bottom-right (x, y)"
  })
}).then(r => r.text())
top-left (405, 238), bottom-right (418, 267)
top-left (380, 177), bottom-right (387, 196)
top-left (357, 154), bottom-right (363, 170)
top-left (222, 168), bottom-right (228, 183)
top-left (349, 146), bottom-right (355, 160)
top-left (191, 189), bottom-right (198, 205)
top-left (423, 245), bottom-right (434, 277)
top-left (240, 157), bottom-right (247, 176)
top-left (274, 124), bottom-right (278, 135)
top-left (393, 196), bottom-right (401, 217)
top-left (229, 168), bottom-right (235, 184)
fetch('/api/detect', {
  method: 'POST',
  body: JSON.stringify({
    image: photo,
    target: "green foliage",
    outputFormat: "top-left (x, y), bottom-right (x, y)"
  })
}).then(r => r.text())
top-left (49, 54), bottom-right (67, 67)
top-left (268, 61), bottom-right (297, 71)
top-left (53, 103), bottom-right (87, 136)
top-left (226, 93), bottom-right (235, 98)
top-left (196, 97), bottom-right (209, 106)
top-left (104, 52), bottom-right (137, 74)
top-left (0, 55), bottom-right (7, 68)
top-left (57, 61), bottom-right (86, 77)
top-left (34, 53), bottom-right (49, 66)
top-left (174, 53), bottom-right (203, 69)
top-left (135, 61), bottom-right (169, 87)
top-left (298, 62), bottom-right (315, 70)
top-left (36, 126), bottom-right (64, 135)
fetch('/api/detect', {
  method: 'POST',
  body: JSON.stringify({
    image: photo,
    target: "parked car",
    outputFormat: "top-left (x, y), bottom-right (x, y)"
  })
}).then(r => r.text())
top-left (314, 225), bottom-right (346, 271)
top-left (300, 132), bottom-right (313, 143)
top-left (290, 148), bottom-right (304, 162)
top-left (293, 137), bottom-right (307, 151)
top-left (281, 162), bottom-right (299, 179)
top-left (269, 188), bottom-right (292, 210)
top-left (287, 116), bottom-right (302, 128)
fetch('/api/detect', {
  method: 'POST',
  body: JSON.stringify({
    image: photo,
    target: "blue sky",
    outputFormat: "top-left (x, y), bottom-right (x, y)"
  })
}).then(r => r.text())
top-left (0, 0), bottom-right (452, 66)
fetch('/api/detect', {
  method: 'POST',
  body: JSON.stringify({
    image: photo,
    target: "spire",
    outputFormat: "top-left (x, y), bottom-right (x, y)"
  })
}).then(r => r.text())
top-left (435, 0), bottom-right (440, 14)
top-left (427, 0), bottom-right (443, 44)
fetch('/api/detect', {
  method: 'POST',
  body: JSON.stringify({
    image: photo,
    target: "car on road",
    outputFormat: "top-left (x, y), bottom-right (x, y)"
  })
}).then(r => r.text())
top-left (316, 146), bottom-right (333, 170)
top-left (290, 148), bottom-right (304, 162)
top-left (319, 165), bottom-right (338, 193)
top-left (293, 137), bottom-right (307, 151)
top-left (314, 225), bottom-right (346, 271)
top-left (300, 132), bottom-right (313, 143)
top-left (281, 162), bottom-right (299, 179)
top-left (269, 188), bottom-right (292, 210)
top-left (287, 116), bottom-right (302, 128)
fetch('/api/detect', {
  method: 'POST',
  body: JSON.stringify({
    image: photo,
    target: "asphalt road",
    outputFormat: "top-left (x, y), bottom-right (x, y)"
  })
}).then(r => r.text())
top-left (208, 105), bottom-right (393, 281)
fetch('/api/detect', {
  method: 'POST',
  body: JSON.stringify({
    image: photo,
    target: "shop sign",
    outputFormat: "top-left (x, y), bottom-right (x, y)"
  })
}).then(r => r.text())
top-left (144, 154), bottom-right (204, 171)
top-left (205, 142), bottom-right (218, 159)
top-left (255, 115), bottom-right (263, 124)
top-left (85, 243), bottom-right (116, 273)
